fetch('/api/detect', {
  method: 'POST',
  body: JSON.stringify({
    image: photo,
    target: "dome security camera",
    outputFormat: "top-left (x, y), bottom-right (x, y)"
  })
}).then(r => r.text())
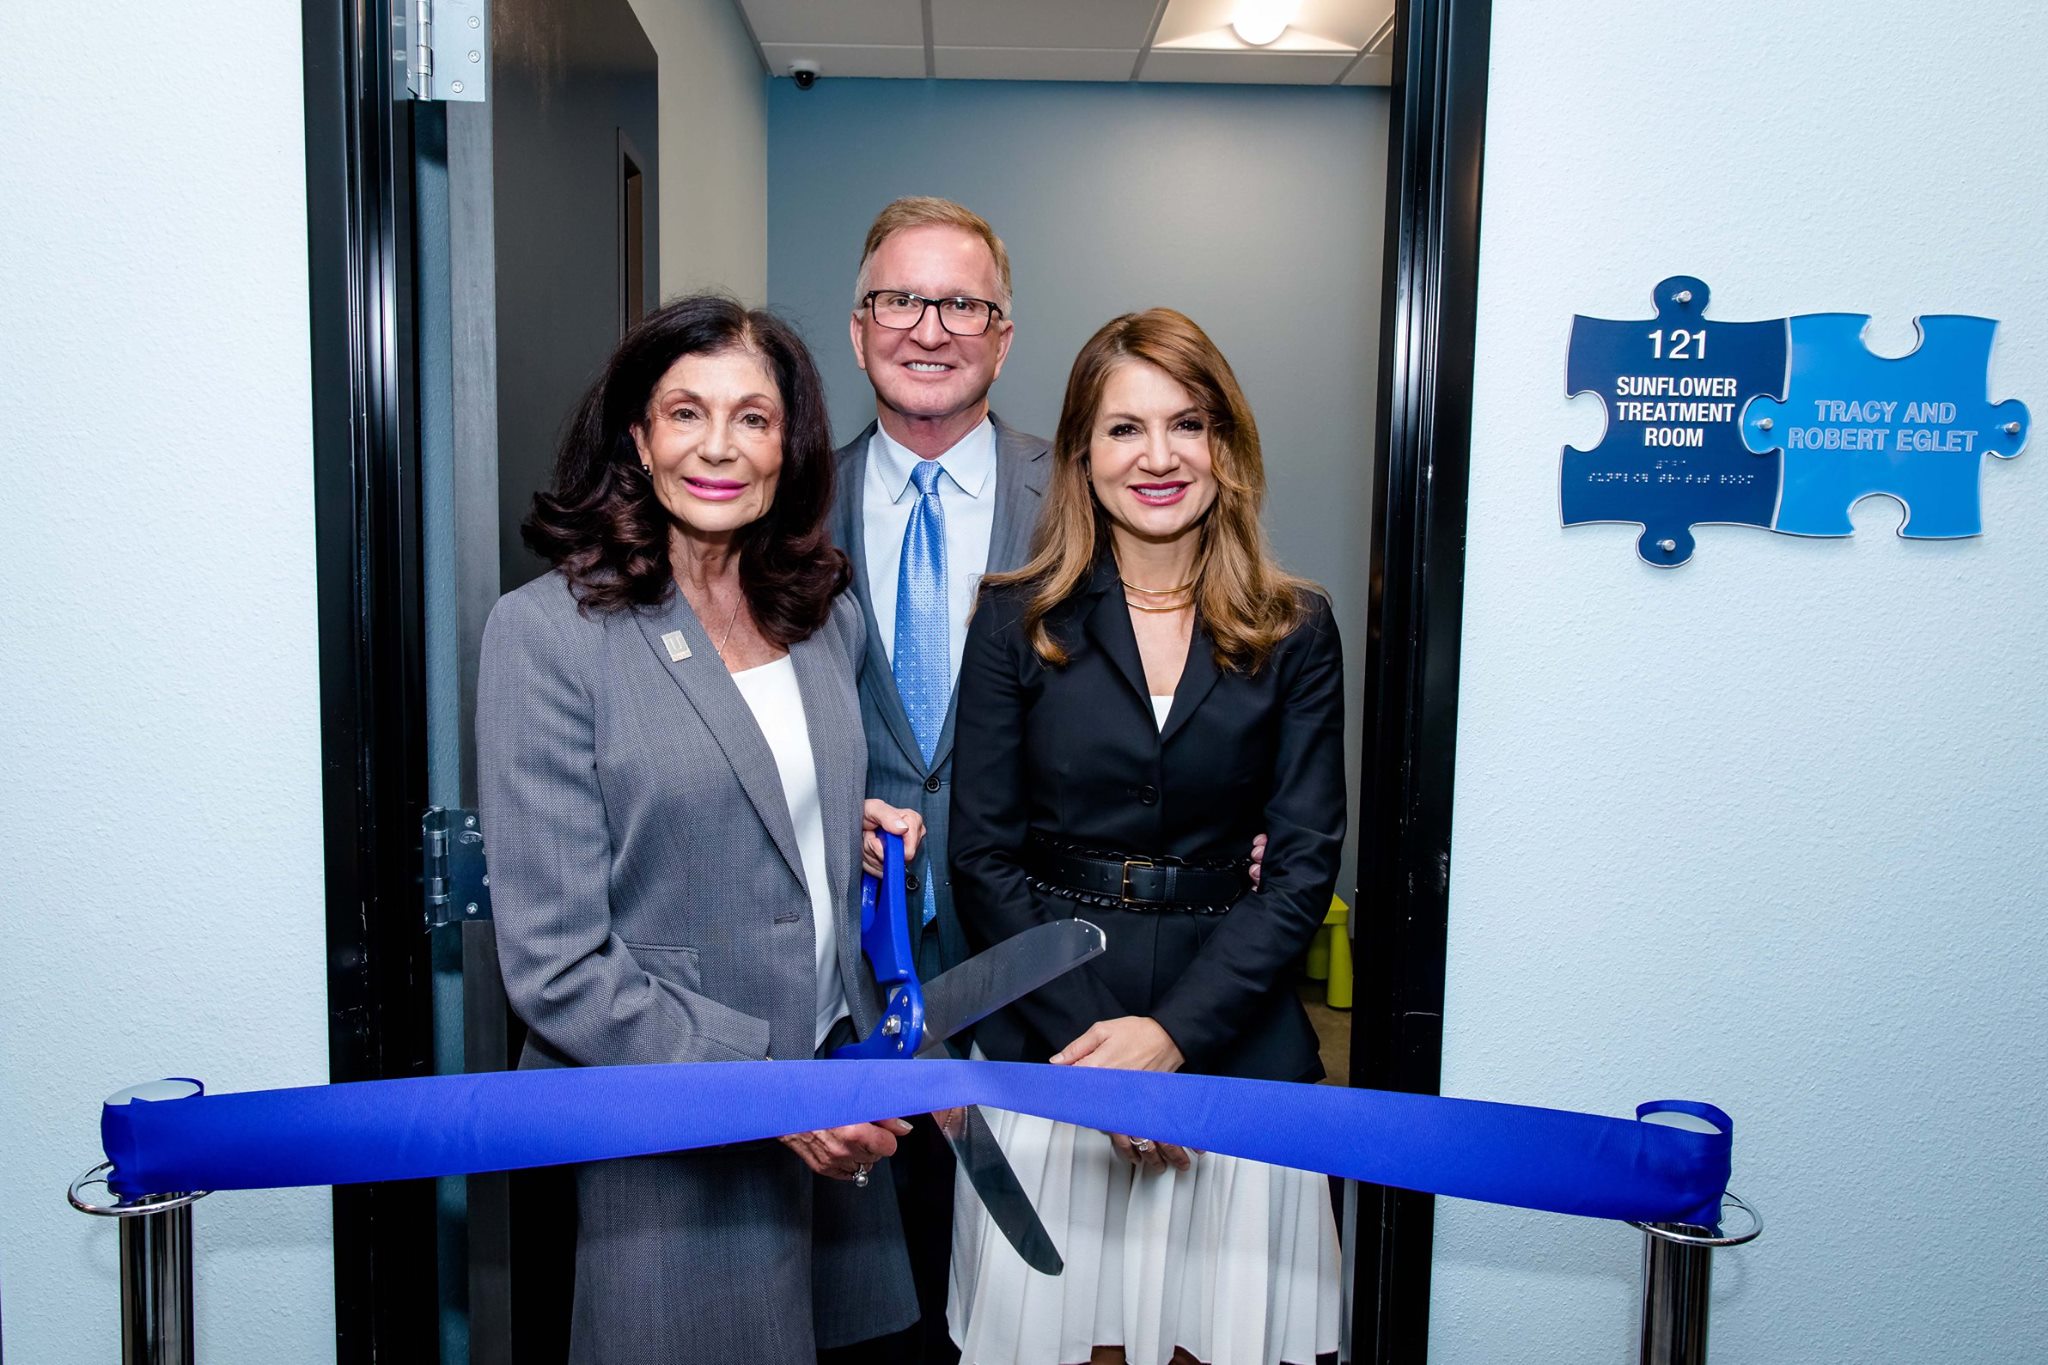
top-left (789, 60), bottom-right (820, 90)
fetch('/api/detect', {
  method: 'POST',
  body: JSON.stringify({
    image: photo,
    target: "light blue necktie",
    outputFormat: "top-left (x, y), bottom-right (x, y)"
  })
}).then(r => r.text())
top-left (893, 460), bottom-right (948, 927)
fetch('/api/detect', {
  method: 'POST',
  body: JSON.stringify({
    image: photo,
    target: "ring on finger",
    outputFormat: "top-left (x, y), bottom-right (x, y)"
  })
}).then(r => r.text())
top-left (1129, 1137), bottom-right (1153, 1152)
top-left (852, 1162), bottom-right (871, 1188)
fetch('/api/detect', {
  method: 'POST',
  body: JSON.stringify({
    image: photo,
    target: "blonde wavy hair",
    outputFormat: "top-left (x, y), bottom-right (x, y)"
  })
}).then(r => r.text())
top-left (986, 308), bottom-right (1315, 673)
top-left (853, 196), bottom-right (1013, 314)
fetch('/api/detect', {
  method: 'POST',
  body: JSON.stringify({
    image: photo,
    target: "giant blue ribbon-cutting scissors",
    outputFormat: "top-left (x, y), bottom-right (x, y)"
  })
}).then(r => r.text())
top-left (833, 831), bottom-right (1105, 1271)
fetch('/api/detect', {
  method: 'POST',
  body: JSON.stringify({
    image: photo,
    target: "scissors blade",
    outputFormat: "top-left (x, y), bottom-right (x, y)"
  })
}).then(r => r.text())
top-left (915, 918), bottom-right (1106, 1058)
top-left (941, 1104), bottom-right (1064, 1275)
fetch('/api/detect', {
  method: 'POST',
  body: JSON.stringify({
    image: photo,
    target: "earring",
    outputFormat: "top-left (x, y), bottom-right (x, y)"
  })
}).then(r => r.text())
top-left (641, 464), bottom-right (652, 476)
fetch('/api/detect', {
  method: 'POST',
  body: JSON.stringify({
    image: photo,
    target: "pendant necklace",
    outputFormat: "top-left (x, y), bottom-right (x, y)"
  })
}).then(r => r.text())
top-left (714, 592), bottom-right (744, 661)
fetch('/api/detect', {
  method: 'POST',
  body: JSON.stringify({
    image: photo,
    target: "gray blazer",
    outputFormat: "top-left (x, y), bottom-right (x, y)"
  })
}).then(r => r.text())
top-left (477, 571), bottom-right (914, 1362)
top-left (829, 415), bottom-right (1051, 977)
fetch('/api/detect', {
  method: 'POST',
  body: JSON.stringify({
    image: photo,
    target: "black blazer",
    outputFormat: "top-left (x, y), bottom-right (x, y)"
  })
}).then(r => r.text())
top-left (951, 556), bottom-right (1346, 1083)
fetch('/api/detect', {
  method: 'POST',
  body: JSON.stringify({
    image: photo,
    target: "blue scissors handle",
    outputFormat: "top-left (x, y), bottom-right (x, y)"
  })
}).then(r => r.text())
top-left (833, 829), bottom-right (925, 1058)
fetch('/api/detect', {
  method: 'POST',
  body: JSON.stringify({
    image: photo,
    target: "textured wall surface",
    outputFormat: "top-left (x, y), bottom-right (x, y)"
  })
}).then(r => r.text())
top-left (0, 4), bottom-right (335, 1362)
top-left (627, 0), bottom-right (768, 300)
top-left (1432, 3), bottom-right (2048, 1361)
top-left (768, 78), bottom-right (1387, 897)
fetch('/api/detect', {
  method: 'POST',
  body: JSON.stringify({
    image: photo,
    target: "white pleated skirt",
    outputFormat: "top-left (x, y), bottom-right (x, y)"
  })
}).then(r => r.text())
top-left (948, 1103), bottom-right (1339, 1365)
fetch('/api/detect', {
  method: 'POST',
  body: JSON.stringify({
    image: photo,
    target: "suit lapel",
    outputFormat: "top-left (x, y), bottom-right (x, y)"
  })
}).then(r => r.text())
top-left (928, 414), bottom-right (1049, 770)
top-left (632, 594), bottom-right (807, 891)
top-left (984, 415), bottom-right (1050, 575)
top-left (1081, 558), bottom-right (1152, 715)
top-left (1160, 616), bottom-right (1222, 744)
top-left (837, 424), bottom-right (926, 774)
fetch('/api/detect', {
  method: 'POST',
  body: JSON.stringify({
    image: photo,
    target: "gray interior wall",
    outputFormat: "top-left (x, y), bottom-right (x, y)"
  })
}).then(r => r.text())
top-left (626, 0), bottom-right (768, 301)
top-left (767, 78), bottom-right (1388, 899)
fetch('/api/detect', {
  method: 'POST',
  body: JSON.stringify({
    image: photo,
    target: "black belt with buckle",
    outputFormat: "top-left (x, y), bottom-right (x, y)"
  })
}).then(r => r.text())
top-left (1025, 838), bottom-right (1249, 913)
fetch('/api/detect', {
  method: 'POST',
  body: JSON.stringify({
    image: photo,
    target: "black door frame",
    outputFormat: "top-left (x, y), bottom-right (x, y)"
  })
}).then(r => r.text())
top-left (1349, 0), bottom-right (1493, 1360)
top-left (301, 0), bottom-right (439, 1359)
top-left (301, 0), bottom-right (1492, 1359)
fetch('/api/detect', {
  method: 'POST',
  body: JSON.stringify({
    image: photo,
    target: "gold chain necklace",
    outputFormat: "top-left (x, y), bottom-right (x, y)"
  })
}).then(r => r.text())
top-left (1120, 576), bottom-right (1195, 596)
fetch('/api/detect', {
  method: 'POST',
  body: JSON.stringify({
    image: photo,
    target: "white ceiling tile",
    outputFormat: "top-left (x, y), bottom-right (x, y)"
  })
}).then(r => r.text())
top-left (935, 48), bottom-right (1141, 82)
top-left (1154, 0), bottom-right (1237, 46)
top-left (931, 0), bottom-right (1159, 50)
top-left (1341, 52), bottom-right (1394, 85)
top-left (760, 43), bottom-right (929, 80)
top-left (1293, 0), bottom-right (1396, 50)
top-left (741, 0), bottom-right (924, 48)
top-left (1156, 0), bottom-right (1391, 50)
top-left (1139, 48), bottom-right (1353, 84)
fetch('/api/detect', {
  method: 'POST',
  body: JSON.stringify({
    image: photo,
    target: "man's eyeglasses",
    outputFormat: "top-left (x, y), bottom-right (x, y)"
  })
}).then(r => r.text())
top-left (861, 290), bottom-right (1005, 337)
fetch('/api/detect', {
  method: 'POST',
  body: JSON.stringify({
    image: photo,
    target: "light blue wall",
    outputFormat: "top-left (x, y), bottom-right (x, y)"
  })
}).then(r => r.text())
top-left (1434, 2), bottom-right (2048, 1361)
top-left (0, 3), bottom-right (334, 1361)
top-left (768, 78), bottom-right (1388, 898)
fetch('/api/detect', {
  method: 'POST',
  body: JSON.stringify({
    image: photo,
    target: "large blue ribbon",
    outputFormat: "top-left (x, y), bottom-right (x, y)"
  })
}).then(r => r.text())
top-left (103, 1061), bottom-right (1732, 1227)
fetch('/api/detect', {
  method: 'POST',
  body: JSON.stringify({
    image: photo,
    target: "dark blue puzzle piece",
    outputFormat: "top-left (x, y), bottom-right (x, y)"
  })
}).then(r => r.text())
top-left (1741, 313), bottom-right (2030, 538)
top-left (1563, 276), bottom-right (1787, 566)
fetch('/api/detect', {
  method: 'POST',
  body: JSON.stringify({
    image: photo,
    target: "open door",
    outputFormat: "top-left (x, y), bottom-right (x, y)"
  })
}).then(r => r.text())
top-left (306, 0), bottom-right (1489, 1361)
top-left (305, 0), bottom-right (657, 1360)
top-left (420, 4), bottom-right (658, 1360)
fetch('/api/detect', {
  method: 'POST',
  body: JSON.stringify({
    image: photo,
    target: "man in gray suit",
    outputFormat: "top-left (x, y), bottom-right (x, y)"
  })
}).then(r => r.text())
top-left (827, 197), bottom-right (1048, 1363)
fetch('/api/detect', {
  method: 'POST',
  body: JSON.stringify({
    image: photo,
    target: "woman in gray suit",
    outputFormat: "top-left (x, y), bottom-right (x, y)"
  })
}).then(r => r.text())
top-left (478, 295), bottom-right (922, 1363)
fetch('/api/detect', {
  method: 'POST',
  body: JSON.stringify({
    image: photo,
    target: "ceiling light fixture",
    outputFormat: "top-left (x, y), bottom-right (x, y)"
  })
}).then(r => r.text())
top-left (1232, 0), bottom-right (1299, 46)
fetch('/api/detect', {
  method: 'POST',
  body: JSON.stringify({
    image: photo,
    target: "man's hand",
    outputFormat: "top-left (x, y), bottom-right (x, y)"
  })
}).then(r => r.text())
top-left (861, 800), bottom-right (925, 878)
top-left (779, 1119), bottom-right (913, 1180)
top-left (1249, 832), bottom-right (1267, 888)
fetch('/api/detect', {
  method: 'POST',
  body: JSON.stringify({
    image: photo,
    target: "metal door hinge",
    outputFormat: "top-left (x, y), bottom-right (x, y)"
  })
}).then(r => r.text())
top-left (398, 0), bottom-right (488, 102)
top-left (423, 806), bottom-right (493, 929)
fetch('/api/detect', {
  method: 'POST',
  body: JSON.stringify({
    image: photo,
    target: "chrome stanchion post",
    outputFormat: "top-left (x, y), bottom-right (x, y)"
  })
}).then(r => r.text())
top-left (1632, 1192), bottom-right (1761, 1365)
top-left (68, 1080), bottom-right (209, 1365)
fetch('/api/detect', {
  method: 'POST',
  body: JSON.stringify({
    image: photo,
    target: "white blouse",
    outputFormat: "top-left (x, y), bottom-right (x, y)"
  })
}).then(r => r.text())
top-left (730, 656), bottom-right (848, 1049)
top-left (1151, 694), bottom-right (1173, 731)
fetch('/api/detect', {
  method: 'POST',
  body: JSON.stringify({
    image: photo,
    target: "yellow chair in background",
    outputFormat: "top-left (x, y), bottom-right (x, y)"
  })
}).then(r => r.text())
top-left (1304, 894), bottom-right (1352, 1009)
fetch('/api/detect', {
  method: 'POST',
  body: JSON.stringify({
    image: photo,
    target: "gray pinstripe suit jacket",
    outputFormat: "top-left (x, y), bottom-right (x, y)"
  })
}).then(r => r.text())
top-left (830, 416), bottom-right (1051, 978)
top-left (477, 570), bottom-right (914, 1362)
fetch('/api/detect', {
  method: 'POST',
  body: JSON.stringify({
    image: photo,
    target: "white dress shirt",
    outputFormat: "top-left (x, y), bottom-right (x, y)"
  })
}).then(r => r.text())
top-left (862, 417), bottom-right (998, 694)
top-left (730, 655), bottom-right (848, 1048)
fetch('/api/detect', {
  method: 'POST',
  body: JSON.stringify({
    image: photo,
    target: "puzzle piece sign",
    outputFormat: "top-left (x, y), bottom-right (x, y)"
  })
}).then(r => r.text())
top-left (1743, 315), bottom-right (2030, 538)
top-left (1563, 276), bottom-right (2031, 566)
top-left (1564, 276), bottom-right (1786, 566)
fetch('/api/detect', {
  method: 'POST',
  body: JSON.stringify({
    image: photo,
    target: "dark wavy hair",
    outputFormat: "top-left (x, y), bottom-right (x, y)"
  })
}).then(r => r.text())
top-left (522, 294), bottom-right (849, 642)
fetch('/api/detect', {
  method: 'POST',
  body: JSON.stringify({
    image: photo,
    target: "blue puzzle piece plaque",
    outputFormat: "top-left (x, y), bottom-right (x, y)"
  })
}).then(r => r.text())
top-left (1741, 313), bottom-right (2031, 538)
top-left (1564, 277), bottom-right (1789, 566)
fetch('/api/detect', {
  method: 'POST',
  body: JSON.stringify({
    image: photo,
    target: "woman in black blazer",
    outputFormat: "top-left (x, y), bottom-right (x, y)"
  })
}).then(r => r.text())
top-left (948, 310), bottom-right (1345, 1365)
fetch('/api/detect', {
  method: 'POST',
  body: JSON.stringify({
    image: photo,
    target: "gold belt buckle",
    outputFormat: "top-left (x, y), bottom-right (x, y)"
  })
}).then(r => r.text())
top-left (1120, 858), bottom-right (1155, 904)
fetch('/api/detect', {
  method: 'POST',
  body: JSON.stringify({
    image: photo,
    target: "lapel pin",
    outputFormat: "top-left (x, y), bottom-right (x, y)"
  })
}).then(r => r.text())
top-left (661, 630), bottom-right (691, 662)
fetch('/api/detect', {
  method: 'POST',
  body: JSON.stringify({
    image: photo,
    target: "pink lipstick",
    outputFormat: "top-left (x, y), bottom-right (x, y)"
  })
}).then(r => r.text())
top-left (1131, 482), bottom-right (1190, 506)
